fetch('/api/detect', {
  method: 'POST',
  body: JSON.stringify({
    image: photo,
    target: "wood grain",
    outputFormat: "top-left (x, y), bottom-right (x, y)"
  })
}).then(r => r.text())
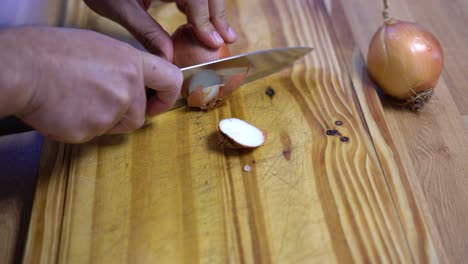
top-left (22, 142), bottom-right (72, 264)
top-left (336, 0), bottom-right (468, 262)
top-left (324, 2), bottom-right (447, 262)
top-left (23, 0), bottom-right (441, 263)
top-left (0, 2), bottom-right (63, 264)
top-left (0, 133), bottom-right (43, 264)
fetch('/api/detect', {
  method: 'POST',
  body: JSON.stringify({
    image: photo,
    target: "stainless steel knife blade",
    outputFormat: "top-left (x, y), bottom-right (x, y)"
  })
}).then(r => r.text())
top-left (170, 46), bottom-right (313, 109)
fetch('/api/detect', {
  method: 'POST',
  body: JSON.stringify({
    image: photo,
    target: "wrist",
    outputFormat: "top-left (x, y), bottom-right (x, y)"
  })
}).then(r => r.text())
top-left (0, 27), bottom-right (37, 118)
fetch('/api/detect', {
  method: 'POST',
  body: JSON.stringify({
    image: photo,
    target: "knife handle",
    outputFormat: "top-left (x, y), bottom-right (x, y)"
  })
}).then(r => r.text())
top-left (0, 90), bottom-right (156, 136)
top-left (0, 90), bottom-right (185, 136)
top-left (0, 116), bottom-right (34, 136)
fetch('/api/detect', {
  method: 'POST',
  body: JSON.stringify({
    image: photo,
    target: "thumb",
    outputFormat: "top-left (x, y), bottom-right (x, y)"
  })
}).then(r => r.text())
top-left (140, 51), bottom-right (183, 116)
top-left (120, 5), bottom-right (174, 61)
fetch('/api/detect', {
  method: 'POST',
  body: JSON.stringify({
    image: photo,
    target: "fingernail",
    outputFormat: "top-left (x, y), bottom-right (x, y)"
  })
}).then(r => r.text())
top-left (212, 31), bottom-right (224, 45)
top-left (228, 27), bottom-right (237, 41)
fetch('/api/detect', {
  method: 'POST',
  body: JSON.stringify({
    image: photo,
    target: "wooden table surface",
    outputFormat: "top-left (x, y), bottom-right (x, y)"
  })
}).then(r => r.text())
top-left (1, 0), bottom-right (467, 263)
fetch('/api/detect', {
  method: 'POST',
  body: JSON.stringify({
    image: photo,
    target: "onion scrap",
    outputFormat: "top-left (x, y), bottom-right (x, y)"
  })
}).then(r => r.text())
top-left (219, 118), bottom-right (266, 149)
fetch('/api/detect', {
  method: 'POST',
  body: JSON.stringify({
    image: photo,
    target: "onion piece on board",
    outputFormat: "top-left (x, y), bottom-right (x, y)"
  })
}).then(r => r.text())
top-left (218, 118), bottom-right (266, 149)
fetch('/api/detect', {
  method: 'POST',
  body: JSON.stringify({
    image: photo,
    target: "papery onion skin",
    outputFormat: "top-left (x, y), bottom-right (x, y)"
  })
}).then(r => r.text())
top-left (172, 24), bottom-right (230, 68)
top-left (220, 131), bottom-right (268, 149)
top-left (367, 19), bottom-right (444, 102)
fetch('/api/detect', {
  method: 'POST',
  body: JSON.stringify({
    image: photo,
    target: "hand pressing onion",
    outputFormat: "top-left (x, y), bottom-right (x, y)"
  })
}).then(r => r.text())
top-left (219, 118), bottom-right (266, 149)
top-left (172, 24), bottom-right (239, 110)
top-left (173, 24), bottom-right (231, 68)
top-left (367, 1), bottom-right (444, 111)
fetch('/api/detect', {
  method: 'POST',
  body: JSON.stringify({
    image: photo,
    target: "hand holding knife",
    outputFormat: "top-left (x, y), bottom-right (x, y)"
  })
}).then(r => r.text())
top-left (0, 46), bottom-right (312, 137)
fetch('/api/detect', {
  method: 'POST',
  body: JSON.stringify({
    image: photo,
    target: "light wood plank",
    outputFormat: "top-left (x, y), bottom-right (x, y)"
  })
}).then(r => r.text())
top-left (22, 142), bottom-right (72, 264)
top-left (0, 132), bottom-right (43, 264)
top-left (337, 0), bottom-right (468, 262)
top-left (0, 1), bottom-right (64, 263)
top-left (23, 0), bottom-right (441, 263)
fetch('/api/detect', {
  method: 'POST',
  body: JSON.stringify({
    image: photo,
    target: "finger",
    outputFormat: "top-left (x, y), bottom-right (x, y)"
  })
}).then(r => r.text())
top-left (140, 0), bottom-right (183, 13)
top-left (106, 111), bottom-right (144, 134)
top-left (107, 84), bottom-right (147, 135)
top-left (140, 52), bottom-right (183, 116)
top-left (106, 114), bottom-right (132, 135)
top-left (141, 0), bottom-right (152, 10)
top-left (175, 0), bottom-right (187, 14)
top-left (185, 0), bottom-right (224, 48)
top-left (120, 4), bottom-right (174, 61)
top-left (209, 0), bottom-right (237, 43)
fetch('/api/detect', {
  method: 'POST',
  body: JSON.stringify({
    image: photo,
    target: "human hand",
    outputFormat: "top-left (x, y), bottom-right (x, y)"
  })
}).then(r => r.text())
top-left (0, 27), bottom-right (182, 143)
top-left (84, 0), bottom-right (237, 60)
top-left (84, 0), bottom-right (175, 60)
top-left (163, 0), bottom-right (238, 48)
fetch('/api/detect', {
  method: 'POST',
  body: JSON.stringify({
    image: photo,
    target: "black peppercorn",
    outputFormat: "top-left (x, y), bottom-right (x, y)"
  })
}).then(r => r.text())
top-left (340, 136), bottom-right (349, 142)
top-left (265, 87), bottom-right (275, 98)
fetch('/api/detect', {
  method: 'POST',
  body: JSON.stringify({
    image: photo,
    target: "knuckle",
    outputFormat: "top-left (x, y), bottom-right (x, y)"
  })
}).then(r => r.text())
top-left (68, 130), bottom-right (93, 144)
top-left (138, 30), bottom-right (173, 59)
top-left (117, 114), bottom-right (143, 132)
top-left (94, 112), bottom-right (117, 129)
top-left (196, 14), bottom-right (213, 29)
top-left (139, 29), bottom-right (167, 52)
top-left (120, 62), bottom-right (140, 85)
top-left (82, 116), bottom-right (114, 139)
top-left (212, 9), bottom-right (227, 22)
top-left (140, 31), bottom-right (157, 48)
top-left (186, 0), bottom-right (203, 8)
top-left (113, 87), bottom-right (132, 110)
top-left (210, 17), bottom-right (227, 31)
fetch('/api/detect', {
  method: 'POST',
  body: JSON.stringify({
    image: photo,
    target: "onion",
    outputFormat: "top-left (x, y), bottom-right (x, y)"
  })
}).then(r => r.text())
top-left (172, 24), bottom-right (240, 110)
top-left (219, 118), bottom-right (266, 149)
top-left (172, 24), bottom-right (230, 68)
top-left (367, 18), bottom-right (444, 110)
top-left (183, 70), bottom-right (223, 109)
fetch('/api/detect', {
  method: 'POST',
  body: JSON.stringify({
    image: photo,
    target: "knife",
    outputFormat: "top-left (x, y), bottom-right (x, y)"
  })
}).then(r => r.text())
top-left (0, 47), bottom-right (312, 136)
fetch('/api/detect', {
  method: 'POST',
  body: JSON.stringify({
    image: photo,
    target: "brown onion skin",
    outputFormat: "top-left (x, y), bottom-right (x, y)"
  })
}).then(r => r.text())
top-left (219, 128), bottom-right (267, 149)
top-left (367, 19), bottom-right (444, 100)
top-left (172, 24), bottom-right (230, 68)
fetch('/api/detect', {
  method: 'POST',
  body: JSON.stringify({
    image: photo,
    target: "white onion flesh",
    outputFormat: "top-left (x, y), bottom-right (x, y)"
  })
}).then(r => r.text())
top-left (219, 118), bottom-right (265, 148)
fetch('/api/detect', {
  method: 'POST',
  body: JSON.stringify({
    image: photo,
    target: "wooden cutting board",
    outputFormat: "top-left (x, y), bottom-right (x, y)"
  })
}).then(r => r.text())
top-left (23, 0), bottom-right (442, 263)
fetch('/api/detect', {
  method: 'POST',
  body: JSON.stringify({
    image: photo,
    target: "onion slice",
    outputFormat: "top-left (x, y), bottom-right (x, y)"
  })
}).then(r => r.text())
top-left (219, 118), bottom-right (266, 148)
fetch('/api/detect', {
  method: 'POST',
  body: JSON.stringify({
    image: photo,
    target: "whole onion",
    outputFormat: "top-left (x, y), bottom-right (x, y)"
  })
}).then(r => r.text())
top-left (172, 24), bottom-right (236, 110)
top-left (367, 18), bottom-right (444, 110)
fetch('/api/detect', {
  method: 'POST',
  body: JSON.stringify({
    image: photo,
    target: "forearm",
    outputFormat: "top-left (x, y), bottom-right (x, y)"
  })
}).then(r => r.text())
top-left (0, 27), bottom-right (34, 118)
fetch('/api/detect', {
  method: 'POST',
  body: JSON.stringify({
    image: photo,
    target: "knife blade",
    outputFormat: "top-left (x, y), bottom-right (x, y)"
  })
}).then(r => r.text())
top-left (172, 46), bottom-right (313, 109)
top-left (0, 47), bottom-right (312, 135)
